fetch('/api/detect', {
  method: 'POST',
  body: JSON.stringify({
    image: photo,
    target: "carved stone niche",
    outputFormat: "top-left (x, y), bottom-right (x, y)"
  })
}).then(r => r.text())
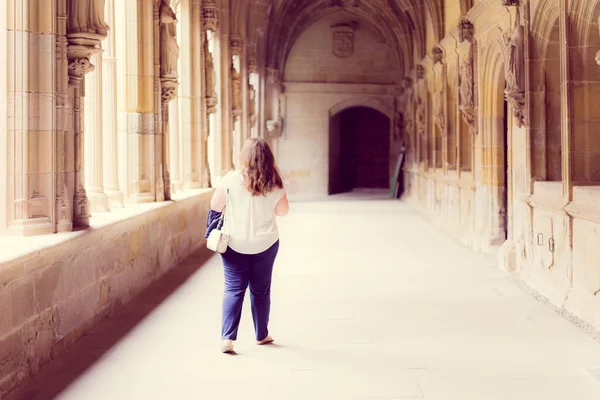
top-left (202, 0), bottom-right (219, 32)
top-left (230, 35), bottom-right (243, 56)
top-left (231, 65), bottom-right (242, 119)
top-left (459, 18), bottom-right (474, 43)
top-left (331, 22), bottom-right (359, 59)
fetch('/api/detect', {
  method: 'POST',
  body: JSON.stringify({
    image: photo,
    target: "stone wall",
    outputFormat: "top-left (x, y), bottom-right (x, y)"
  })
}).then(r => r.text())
top-left (0, 190), bottom-right (214, 397)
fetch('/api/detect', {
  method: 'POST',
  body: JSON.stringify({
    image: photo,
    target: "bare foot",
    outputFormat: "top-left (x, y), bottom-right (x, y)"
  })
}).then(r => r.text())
top-left (257, 336), bottom-right (274, 345)
top-left (221, 340), bottom-right (234, 353)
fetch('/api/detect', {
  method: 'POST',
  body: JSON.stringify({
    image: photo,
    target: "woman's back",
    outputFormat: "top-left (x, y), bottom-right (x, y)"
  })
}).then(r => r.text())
top-left (223, 170), bottom-right (284, 255)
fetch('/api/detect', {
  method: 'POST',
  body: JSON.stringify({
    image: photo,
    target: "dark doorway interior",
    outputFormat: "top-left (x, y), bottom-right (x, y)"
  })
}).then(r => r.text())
top-left (329, 107), bottom-right (390, 195)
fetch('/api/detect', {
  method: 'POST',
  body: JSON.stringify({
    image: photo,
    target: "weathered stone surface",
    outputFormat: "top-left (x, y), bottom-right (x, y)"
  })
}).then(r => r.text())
top-left (0, 191), bottom-right (213, 397)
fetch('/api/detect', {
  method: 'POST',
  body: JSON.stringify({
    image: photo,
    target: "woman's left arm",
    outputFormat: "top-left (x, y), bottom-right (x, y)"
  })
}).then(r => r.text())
top-left (210, 187), bottom-right (226, 212)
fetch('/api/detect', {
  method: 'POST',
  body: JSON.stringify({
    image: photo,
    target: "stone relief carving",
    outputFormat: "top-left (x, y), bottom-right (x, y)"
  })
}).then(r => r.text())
top-left (230, 35), bottom-right (243, 56)
top-left (331, 22), bottom-right (359, 59)
top-left (459, 19), bottom-right (474, 43)
top-left (432, 46), bottom-right (446, 134)
top-left (416, 94), bottom-right (426, 138)
top-left (204, 37), bottom-right (217, 113)
top-left (394, 112), bottom-right (404, 142)
top-left (159, 0), bottom-right (179, 104)
top-left (202, 0), bottom-right (219, 32)
top-left (231, 65), bottom-right (242, 119)
top-left (501, 0), bottom-right (520, 5)
top-left (433, 71), bottom-right (445, 134)
top-left (416, 64), bottom-right (425, 80)
top-left (66, 0), bottom-right (109, 36)
top-left (248, 84), bottom-right (257, 127)
top-left (459, 54), bottom-right (476, 129)
top-left (68, 57), bottom-right (93, 78)
top-left (503, 8), bottom-right (527, 127)
top-left (159, 0), bottom-right (179, 80)
top-left (432, 45), bottom-right (444, 64)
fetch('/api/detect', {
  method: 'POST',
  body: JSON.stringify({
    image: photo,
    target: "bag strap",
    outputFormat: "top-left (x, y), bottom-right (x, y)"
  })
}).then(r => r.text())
top-left (216, 187), bottom-right (229, 230)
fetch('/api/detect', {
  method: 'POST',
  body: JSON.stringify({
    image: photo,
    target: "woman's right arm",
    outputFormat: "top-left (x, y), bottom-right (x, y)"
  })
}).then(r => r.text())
top-left (275, 192), bottom-right (289, 216)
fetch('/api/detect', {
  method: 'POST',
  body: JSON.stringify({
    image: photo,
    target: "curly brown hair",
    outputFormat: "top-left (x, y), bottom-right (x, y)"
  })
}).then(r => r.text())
top-left (241, 138), bottom-right (284, 196)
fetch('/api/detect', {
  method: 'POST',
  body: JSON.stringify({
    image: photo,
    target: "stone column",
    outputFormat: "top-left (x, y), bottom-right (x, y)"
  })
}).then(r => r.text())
top-left (202, 0), bottom-right (220, 183)
top-left (84, 53), bottom-right (110, 212)
top-left (2, 0), bottom-right (57, 235)
top-left (102, 0), bottom-right (124, 207)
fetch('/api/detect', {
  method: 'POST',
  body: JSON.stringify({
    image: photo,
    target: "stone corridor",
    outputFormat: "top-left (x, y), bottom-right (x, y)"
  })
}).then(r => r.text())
top-left (7, 194), bottom-right (600, 400)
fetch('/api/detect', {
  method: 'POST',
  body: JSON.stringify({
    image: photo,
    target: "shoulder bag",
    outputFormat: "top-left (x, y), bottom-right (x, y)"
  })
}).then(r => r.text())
top-left (206, 188), bottom-right (230, 253)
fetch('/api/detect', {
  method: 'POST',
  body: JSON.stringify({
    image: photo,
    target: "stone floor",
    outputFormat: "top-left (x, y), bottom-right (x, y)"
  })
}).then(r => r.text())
top-left (8, 193), bottom-right (600, 400)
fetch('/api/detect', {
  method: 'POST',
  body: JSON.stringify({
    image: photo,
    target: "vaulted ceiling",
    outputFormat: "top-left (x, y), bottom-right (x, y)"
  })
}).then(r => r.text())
top-left (242, 0), bottom-right (475, 78)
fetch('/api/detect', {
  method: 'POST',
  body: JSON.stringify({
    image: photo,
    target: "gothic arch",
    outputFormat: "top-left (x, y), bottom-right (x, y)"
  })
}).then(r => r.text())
top-left (329, 97), bottom-right (394, 120)
top-left (480, 38), bottom-right (509, 243)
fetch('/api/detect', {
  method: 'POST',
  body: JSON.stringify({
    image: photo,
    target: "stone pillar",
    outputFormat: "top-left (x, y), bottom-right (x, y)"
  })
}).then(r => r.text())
top-left (102, 0), bottom-right (124, 207)
top-left (2, 0), bottom-right (57, 235)
top-left (117, 0), bottom-right (155, 204)
top-left (202, 0), bottom-right (220, 183)
top-left (220, 10), bottom-right (234, 176)
top-left (84, 53), bottom-right (110, 212)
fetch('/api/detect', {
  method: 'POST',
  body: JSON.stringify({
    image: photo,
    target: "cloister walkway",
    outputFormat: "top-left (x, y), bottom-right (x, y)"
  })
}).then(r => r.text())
top-left (8, 193), bottom-right (600, 400)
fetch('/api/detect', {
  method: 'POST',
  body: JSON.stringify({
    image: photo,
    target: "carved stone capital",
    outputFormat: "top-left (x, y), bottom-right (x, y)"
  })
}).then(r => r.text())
top-left (161, 79), bottom-right (178, 103)
top-left (230, 35), bottom-right (243, 56)
top-left (202, 0), bottom-right (219, 32)
top-left (459, 18), bottom-right (474, 42)
top-left (68, 57), bottom-right (94, 79)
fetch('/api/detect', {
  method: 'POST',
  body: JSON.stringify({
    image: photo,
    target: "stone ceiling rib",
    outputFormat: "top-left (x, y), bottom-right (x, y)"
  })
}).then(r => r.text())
top-left (265, 0), bottom-right (416, 78)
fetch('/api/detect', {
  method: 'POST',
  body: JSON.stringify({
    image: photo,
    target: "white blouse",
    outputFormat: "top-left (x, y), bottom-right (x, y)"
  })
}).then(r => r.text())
top-left (220, 170), bottom-right (285, 254)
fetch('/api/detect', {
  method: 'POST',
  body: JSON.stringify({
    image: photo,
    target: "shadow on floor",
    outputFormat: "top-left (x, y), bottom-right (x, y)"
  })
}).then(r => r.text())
top-left (7, 248), bottom-right (215, 400)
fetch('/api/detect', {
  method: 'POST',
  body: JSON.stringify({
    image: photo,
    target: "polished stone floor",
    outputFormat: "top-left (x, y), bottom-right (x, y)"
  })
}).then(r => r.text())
top-left (8, 193), bottom-right (600, 399)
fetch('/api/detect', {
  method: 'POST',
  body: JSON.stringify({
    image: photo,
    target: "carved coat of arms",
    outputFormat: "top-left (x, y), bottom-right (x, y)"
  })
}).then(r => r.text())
top-left (331, 22), bottom-right (358, 59)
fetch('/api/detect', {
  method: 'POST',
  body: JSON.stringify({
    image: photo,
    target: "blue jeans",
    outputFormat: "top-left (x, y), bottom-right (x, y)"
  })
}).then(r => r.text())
top-left (221, 241), bottom-right (279, 341)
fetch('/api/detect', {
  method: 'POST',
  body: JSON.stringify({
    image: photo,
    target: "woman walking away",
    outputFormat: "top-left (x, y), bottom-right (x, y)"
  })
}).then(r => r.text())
top-left (209, 138), bottom-right (289, 354)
